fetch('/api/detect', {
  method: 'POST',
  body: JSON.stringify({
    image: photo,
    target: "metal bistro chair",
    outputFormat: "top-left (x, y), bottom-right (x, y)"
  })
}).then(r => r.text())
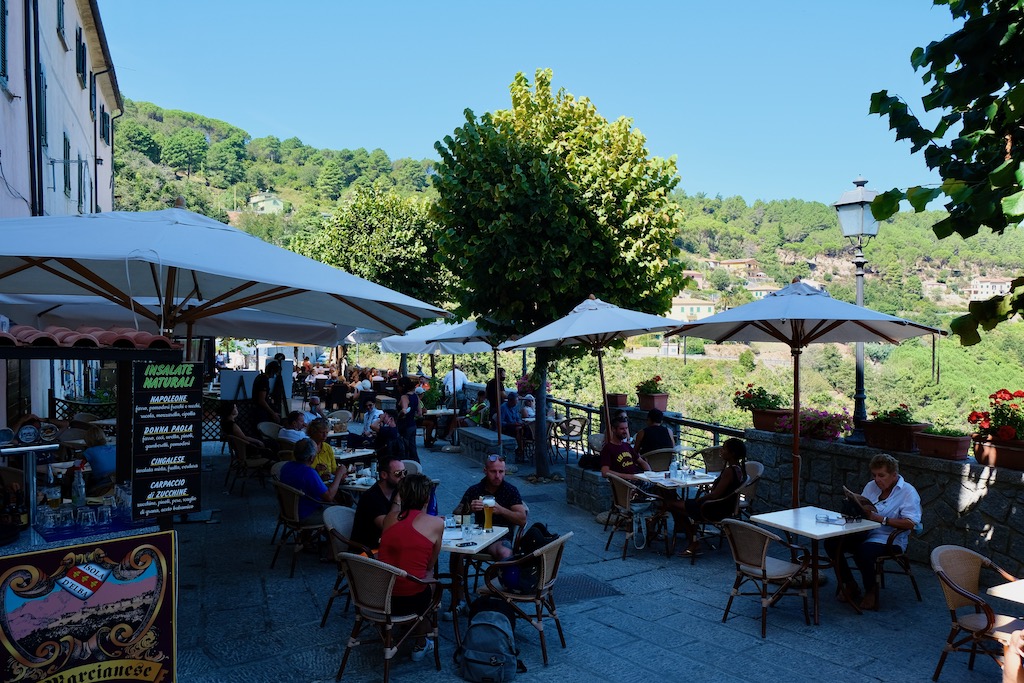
top-left (269, 480), bottom-right (327, 578)
top-left (930, 545), bottom-right (1023, 681)
top-left (223, 435), bottom-right (271, 495)
top-left (320, 505), bottom-right (375, 628)
top-left (641, 447), bottom-right (676, 472)
top-left (335, 553), bottom-right (442, 683)
top-left (736, 460), bottom-right (764, 520)
top-left (552, 417), bottom-right (588, 463)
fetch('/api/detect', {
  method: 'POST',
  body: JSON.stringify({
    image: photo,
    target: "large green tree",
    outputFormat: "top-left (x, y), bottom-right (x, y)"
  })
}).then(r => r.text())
top-left (161, 128), bottom-right (208, 178)
top-left (291, 187), bottom-right (447, 306)
top-left (870, 0), bottom-right (1024, 344)
top-left (432, 68), bottom-right (686, 474)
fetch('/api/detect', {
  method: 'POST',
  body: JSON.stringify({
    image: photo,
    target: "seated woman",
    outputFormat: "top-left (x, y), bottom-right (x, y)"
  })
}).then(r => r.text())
top-left (824, 453), bottom-right (921, 610)
top-left (663, 437), bottom-right (747, 557)
top-left (219, 402), bottom-right (265, 450)
top-left (444, 391), bottom-right (489, 441)
top-left (377, 472), bottom-right (443, 662)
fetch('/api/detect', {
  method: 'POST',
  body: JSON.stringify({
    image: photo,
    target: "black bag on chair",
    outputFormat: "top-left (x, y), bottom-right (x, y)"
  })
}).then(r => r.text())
top-left (500, 523), bottom-right (558, 593)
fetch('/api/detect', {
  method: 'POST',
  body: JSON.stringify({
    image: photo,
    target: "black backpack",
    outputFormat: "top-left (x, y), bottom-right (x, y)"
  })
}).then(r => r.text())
top-left (500, 523), bottom-right (558, 594)
top-left (455, 597), bottom-right (519, 682)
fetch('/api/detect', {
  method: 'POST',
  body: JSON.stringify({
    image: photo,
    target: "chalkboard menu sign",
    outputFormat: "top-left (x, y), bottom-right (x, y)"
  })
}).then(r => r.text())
top-left (131, 361), bottom-right (203, 521)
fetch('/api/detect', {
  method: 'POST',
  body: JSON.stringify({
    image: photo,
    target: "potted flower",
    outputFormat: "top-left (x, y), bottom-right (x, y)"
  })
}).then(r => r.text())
top-left (635, 374), bottom-right (668, 411)
top-left (915, 426), bottom-right (972, 460)
top-left (863, 403), bottom-right (930, 452)
top-left (968, 388), bottom-right (1024, 469)
top-left (733, 383), bottom-right (789, 431)
top-left (776, 408), bottom-right (852, 442)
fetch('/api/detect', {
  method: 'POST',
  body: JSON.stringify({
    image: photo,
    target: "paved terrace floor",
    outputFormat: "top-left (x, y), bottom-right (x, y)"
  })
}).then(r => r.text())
top-left (177, 435), bottom-right (1008, 683)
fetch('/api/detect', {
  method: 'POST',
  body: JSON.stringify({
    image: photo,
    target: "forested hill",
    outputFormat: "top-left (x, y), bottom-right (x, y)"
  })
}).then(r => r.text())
top-left (112, 98), bottom-right (1024, 325)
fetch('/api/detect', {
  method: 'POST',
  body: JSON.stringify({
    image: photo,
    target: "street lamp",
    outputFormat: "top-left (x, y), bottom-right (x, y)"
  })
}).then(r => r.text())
top-left (833, 176), bottom-right (879, 445)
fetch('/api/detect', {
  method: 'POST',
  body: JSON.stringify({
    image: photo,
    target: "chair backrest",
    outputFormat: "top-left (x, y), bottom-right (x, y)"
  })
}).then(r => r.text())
top-left (561, 417), bottom-right (587, 438)
top-left (258, 421), bottom-right (282, 440)
top-left (402, 459), bottom-right (422, 476)
top-left (605, 472), bottom-right (636, 511)
top-left (700, 474), bottom-right (748, 521)
top-left (271, 480), bottom-right (304, 525)
top-left (314, 377), bottom-right (328, 391)
top-left (531, 531), bottom-right (573, 590)
top-left (328, 409), bottom-right (353, 422)
top-left (270, 460), bottom-right (288, 480)
top-left (72, 412), bottom-right (100, 423)
top-left (588, 433), bottom-right (605, 454)
top-left (643, 448), bottom-right (676, 472)
top-left (931, 544), bottom-right (989, 611)
top-left (340, 552), bottom-right (404, 614)
top-left (225, 434), bottom-right (248, 459)
top-left (324, 506), bottom-right (359, 560)
top-left (59, 428), bottom-right (86, 444)
top-left (722, 518), bottom-right (780, 570)
top-left (737, 461), bottom-right (764, 506)
top-left (696, 446), bottom-right (725, 473)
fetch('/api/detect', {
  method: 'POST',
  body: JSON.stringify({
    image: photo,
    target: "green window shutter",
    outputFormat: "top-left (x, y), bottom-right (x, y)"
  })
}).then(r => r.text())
top-left (0, 0), bottom-right (8, 81)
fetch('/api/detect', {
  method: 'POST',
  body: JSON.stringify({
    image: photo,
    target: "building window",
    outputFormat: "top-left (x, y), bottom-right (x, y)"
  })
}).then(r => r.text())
top-left (0, 0), bottom-right (7, 87)
top-left (37, 67), bottom-right (48, 146)
top-left (63, 134), bottom-right (71, 196)
top-left (75, 27), bottom-right (86, 89)
top-left (89, 74), bottom-right (96, 119)
top-left (56, 0), bottom-right (66, 44)
top-left (76, 154), bottom-right (83, 212)
top-left (100, 106), bottom-right (110, 144)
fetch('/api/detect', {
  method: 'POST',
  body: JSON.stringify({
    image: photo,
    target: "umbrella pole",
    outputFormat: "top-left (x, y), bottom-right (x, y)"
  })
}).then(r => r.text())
top-left (185, 321), bottom-right (194, 361)
top-left (597, 348), bottom-right (611, 440)
top-left (792, 347), bottom-right (802, 508)
top-left (493, 348), bottom-right (502, 445)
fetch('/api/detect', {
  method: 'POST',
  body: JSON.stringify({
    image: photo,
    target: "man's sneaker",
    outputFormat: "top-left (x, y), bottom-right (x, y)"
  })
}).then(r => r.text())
top-left (440, 601), bottom-right (468, 621)
top-left (411, 639), bottom-right (434, 662)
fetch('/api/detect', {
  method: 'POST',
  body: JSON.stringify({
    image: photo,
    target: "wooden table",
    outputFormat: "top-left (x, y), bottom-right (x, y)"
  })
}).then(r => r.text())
top-left (751, 506), bottom-right (880, 625)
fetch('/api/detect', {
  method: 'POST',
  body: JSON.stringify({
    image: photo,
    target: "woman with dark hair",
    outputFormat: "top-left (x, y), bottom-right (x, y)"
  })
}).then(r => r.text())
top-left (218, 402), bottom-right (264, 449)
top-left (664, 437), bottom-right (747, 557)
top-left (377, 473), bottom-right (443, 662)
top-left (396, 376), bottom-right (421, 462)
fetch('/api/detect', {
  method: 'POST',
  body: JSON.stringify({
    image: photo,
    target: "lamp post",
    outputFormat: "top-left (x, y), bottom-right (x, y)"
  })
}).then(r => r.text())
top-left (833, 176), bottom-right (879, 445)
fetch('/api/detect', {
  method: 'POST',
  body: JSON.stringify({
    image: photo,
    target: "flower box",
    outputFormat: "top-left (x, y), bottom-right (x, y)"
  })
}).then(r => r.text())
top-left (862, 421), bottom-right (930, 453)
top-left (974, 437), bottom-right (1024, 471)
top-left (750, 408), bottom-right (790, 432)
top-left (605, 393), bottom-right (628, 408)
top-left (637, 393), bottom-right (668, 411)
top-left (915, 432), bottom-right (971, 460)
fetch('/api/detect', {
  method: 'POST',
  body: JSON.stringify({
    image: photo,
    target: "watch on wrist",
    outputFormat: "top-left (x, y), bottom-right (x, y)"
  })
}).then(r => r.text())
top-left (882, 516), bottom-right (888, 526)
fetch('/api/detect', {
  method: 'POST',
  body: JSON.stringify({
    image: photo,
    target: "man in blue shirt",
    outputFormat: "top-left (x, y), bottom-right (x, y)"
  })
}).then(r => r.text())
top-left (500, 391), bottom-right (527, 458)
top-left (278, 438), bottom-right (349, 524)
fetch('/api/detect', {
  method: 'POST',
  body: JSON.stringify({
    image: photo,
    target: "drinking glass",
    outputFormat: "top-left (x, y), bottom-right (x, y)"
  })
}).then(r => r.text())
top-left (77, 508), bottom-right (97, 528)
top-left (815, 513), bottom-right (829, 524)
top-left (97, 505), bottom-right (113, 525)
top-left (482, 496), bottom-right (496, 530)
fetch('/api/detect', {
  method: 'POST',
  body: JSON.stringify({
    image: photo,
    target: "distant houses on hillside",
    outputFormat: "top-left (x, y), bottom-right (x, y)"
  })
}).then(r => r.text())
top-left (671, 296), bottom-right (715, 321)
top-left (248, 192), bottom-right (284, 214)
top-left (965, 276), bottom-right (1014, 301)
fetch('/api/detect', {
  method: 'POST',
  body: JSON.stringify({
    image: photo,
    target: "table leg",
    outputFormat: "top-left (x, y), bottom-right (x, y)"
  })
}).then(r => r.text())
top-left (810, 539), bottom-right (821, 625)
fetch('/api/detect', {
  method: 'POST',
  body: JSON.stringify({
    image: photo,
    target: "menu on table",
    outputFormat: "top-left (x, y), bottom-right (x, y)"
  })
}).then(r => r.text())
top-left (131, 361), bottom-right (203, 521)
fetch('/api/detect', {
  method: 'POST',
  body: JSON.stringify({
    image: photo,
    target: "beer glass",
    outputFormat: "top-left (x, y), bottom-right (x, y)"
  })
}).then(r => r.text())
top-left (482, 496), bottom-right (496, 530)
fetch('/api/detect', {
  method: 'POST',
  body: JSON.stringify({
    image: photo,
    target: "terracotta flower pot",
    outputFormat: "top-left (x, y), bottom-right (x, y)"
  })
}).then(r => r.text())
top-left (637, 393), bottom-right (668, 411)
top-left (974, 437), bottom-right (1024, 470)
top-left (605, 393), bottom-right (628, 408)
top-left (915, 432), bottom-right (971, 460)
top-left (750, 408), bottom-right (790, 432)
top-left (862, 421), bottom-right (930, 453)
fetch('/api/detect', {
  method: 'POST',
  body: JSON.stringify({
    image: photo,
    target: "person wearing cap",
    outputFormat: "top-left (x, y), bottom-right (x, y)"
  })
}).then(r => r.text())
top-left (519, 394), bottom-right (536, 420)
top-left (303, 395), bottom-right (327, 424)
top-left (634, 408), bottom-right (675, 455)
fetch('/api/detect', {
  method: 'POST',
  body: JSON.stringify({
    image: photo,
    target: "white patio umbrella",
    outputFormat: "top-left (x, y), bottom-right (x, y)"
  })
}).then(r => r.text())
top-left (0, 294), bottom-right (355, 347)
top-left (500, 296), bottom-right (682, 440)
top-left (663, 280), bottom-right (944, 507)
top-left (0, 208), bottom-right (446, 335)
top-left (380, 321), bottom-right (491, 355)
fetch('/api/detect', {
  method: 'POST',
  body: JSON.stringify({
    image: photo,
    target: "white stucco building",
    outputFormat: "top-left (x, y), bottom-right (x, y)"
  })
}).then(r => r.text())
top-left (0, 0), bottom-right (121, 218)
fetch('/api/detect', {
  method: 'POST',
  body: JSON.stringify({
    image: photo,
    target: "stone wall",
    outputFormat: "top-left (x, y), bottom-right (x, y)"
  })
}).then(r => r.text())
top-left (745, 429), bottom-right (1024, 573)
top-left (565, 465), bottom-right (611, 515)
top-left (459, 426), bottom-right (517, 466)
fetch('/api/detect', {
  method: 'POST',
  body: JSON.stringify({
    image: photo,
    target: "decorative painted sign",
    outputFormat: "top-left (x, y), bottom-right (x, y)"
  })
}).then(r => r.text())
top-left (0, 531), bottom-right (176, 682)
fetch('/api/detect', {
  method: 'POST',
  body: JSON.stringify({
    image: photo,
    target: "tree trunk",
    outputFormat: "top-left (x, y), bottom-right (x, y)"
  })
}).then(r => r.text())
top-left (533, 347), bottom-right (551, 478)
top-left (399, 353), bottom-right (408, 377)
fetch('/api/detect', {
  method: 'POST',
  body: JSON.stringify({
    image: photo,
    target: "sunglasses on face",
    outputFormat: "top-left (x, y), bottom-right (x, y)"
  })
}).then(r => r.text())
top-left (391, 469), bottom-right (407, 477)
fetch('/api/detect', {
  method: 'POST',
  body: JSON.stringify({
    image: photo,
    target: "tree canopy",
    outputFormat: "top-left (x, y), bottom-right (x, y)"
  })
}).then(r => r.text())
top-left (870, 0), bottom-right (1024, 344)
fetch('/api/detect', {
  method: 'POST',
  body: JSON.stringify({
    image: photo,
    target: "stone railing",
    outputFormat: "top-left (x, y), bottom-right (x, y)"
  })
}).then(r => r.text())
top-left (745, 429), bottom-right (1024, 574)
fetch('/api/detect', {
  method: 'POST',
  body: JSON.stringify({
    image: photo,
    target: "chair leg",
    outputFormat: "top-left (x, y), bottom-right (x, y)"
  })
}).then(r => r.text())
top-left (759, 579), bottom-right (769, 638)
top-left (533, 599), bottom-right (549, 665)
top-left (320, 572), bottom-right (346, 628)
top-left (722, 573), bottom-right (742, 622)
top-left (336, 616), bottom-right (362, 682)
top-left (546, 594), bottom-right (566, 649)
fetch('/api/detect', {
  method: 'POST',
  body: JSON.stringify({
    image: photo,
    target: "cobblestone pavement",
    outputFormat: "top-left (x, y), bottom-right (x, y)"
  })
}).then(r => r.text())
top-left (176, 436), bottom-right (1002, 682)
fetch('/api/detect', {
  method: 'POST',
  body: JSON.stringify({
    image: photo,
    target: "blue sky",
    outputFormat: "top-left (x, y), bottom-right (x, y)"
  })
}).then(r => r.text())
top-left (98, 1), bottom-right (959, 205)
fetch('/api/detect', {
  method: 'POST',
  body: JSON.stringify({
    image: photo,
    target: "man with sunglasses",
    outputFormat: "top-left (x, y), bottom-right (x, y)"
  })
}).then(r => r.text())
top-left (351, 456), bottom-right (405, 550)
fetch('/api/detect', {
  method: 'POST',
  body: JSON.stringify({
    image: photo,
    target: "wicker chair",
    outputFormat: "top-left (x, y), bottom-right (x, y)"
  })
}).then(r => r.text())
top-left (930, 545), bottom-right (1023, 681)
top-left (257, 421), bottom-right (282, 441)
top-left (865, 526), bottom-right (924, 608)
top-left (269, 480), bottom-right (327, 578)
top-left (320, 506), bottom-right (375, 628)
top-left (721, 519), bottom-right (811, 638)
top-left (674, 476), bottom-right (747, 563)
top-left (736, 460), bottom-right (764, 519)
top-left (335, 553), bottom-right (442, 682)
top-left (479, 532), bottom-right (573, 665)
top-left (603, 473), bottom-right (670, 558)
top-left (223, 435), bottom-right (271, 495)
top-left (642, 447), bottom-right (676, 472)
top-left (552, 417), bottom-right (588, 463)
top-left (694, 445), bottom-right (725, 473)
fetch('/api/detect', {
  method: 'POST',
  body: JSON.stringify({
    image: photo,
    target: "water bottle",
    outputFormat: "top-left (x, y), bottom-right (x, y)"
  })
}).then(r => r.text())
top-left (71, 468), bottom-right (86, 508)
top-left (427, 486), bottom-right (438, 516)
top-left (669, 459), bottom-right (679, 480)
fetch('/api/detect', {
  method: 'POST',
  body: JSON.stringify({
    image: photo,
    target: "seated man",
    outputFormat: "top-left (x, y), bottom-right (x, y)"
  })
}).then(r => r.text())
top-left (599, 415), bottom-right (653, 482)
top-left (277, 411), bottom-right (308, 443)
top-left (450, 454), bottom-right (528, 611)
top-left (499, 391), bottom-right (526, 457)
top-left (633, 408), bottom-right (675, 455)
top-left (347, 397), bottom-right (382, 449)
top-left (303, 396), bottom-right (327, 424)
top-left (278, 438), bottom-right (349, 525)
top-left (350, 456), bottom-right (405, 550)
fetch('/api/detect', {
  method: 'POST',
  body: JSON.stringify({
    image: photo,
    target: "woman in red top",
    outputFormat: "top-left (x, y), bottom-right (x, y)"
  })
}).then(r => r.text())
top-left (378, 473), bottom-right (443, 661)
